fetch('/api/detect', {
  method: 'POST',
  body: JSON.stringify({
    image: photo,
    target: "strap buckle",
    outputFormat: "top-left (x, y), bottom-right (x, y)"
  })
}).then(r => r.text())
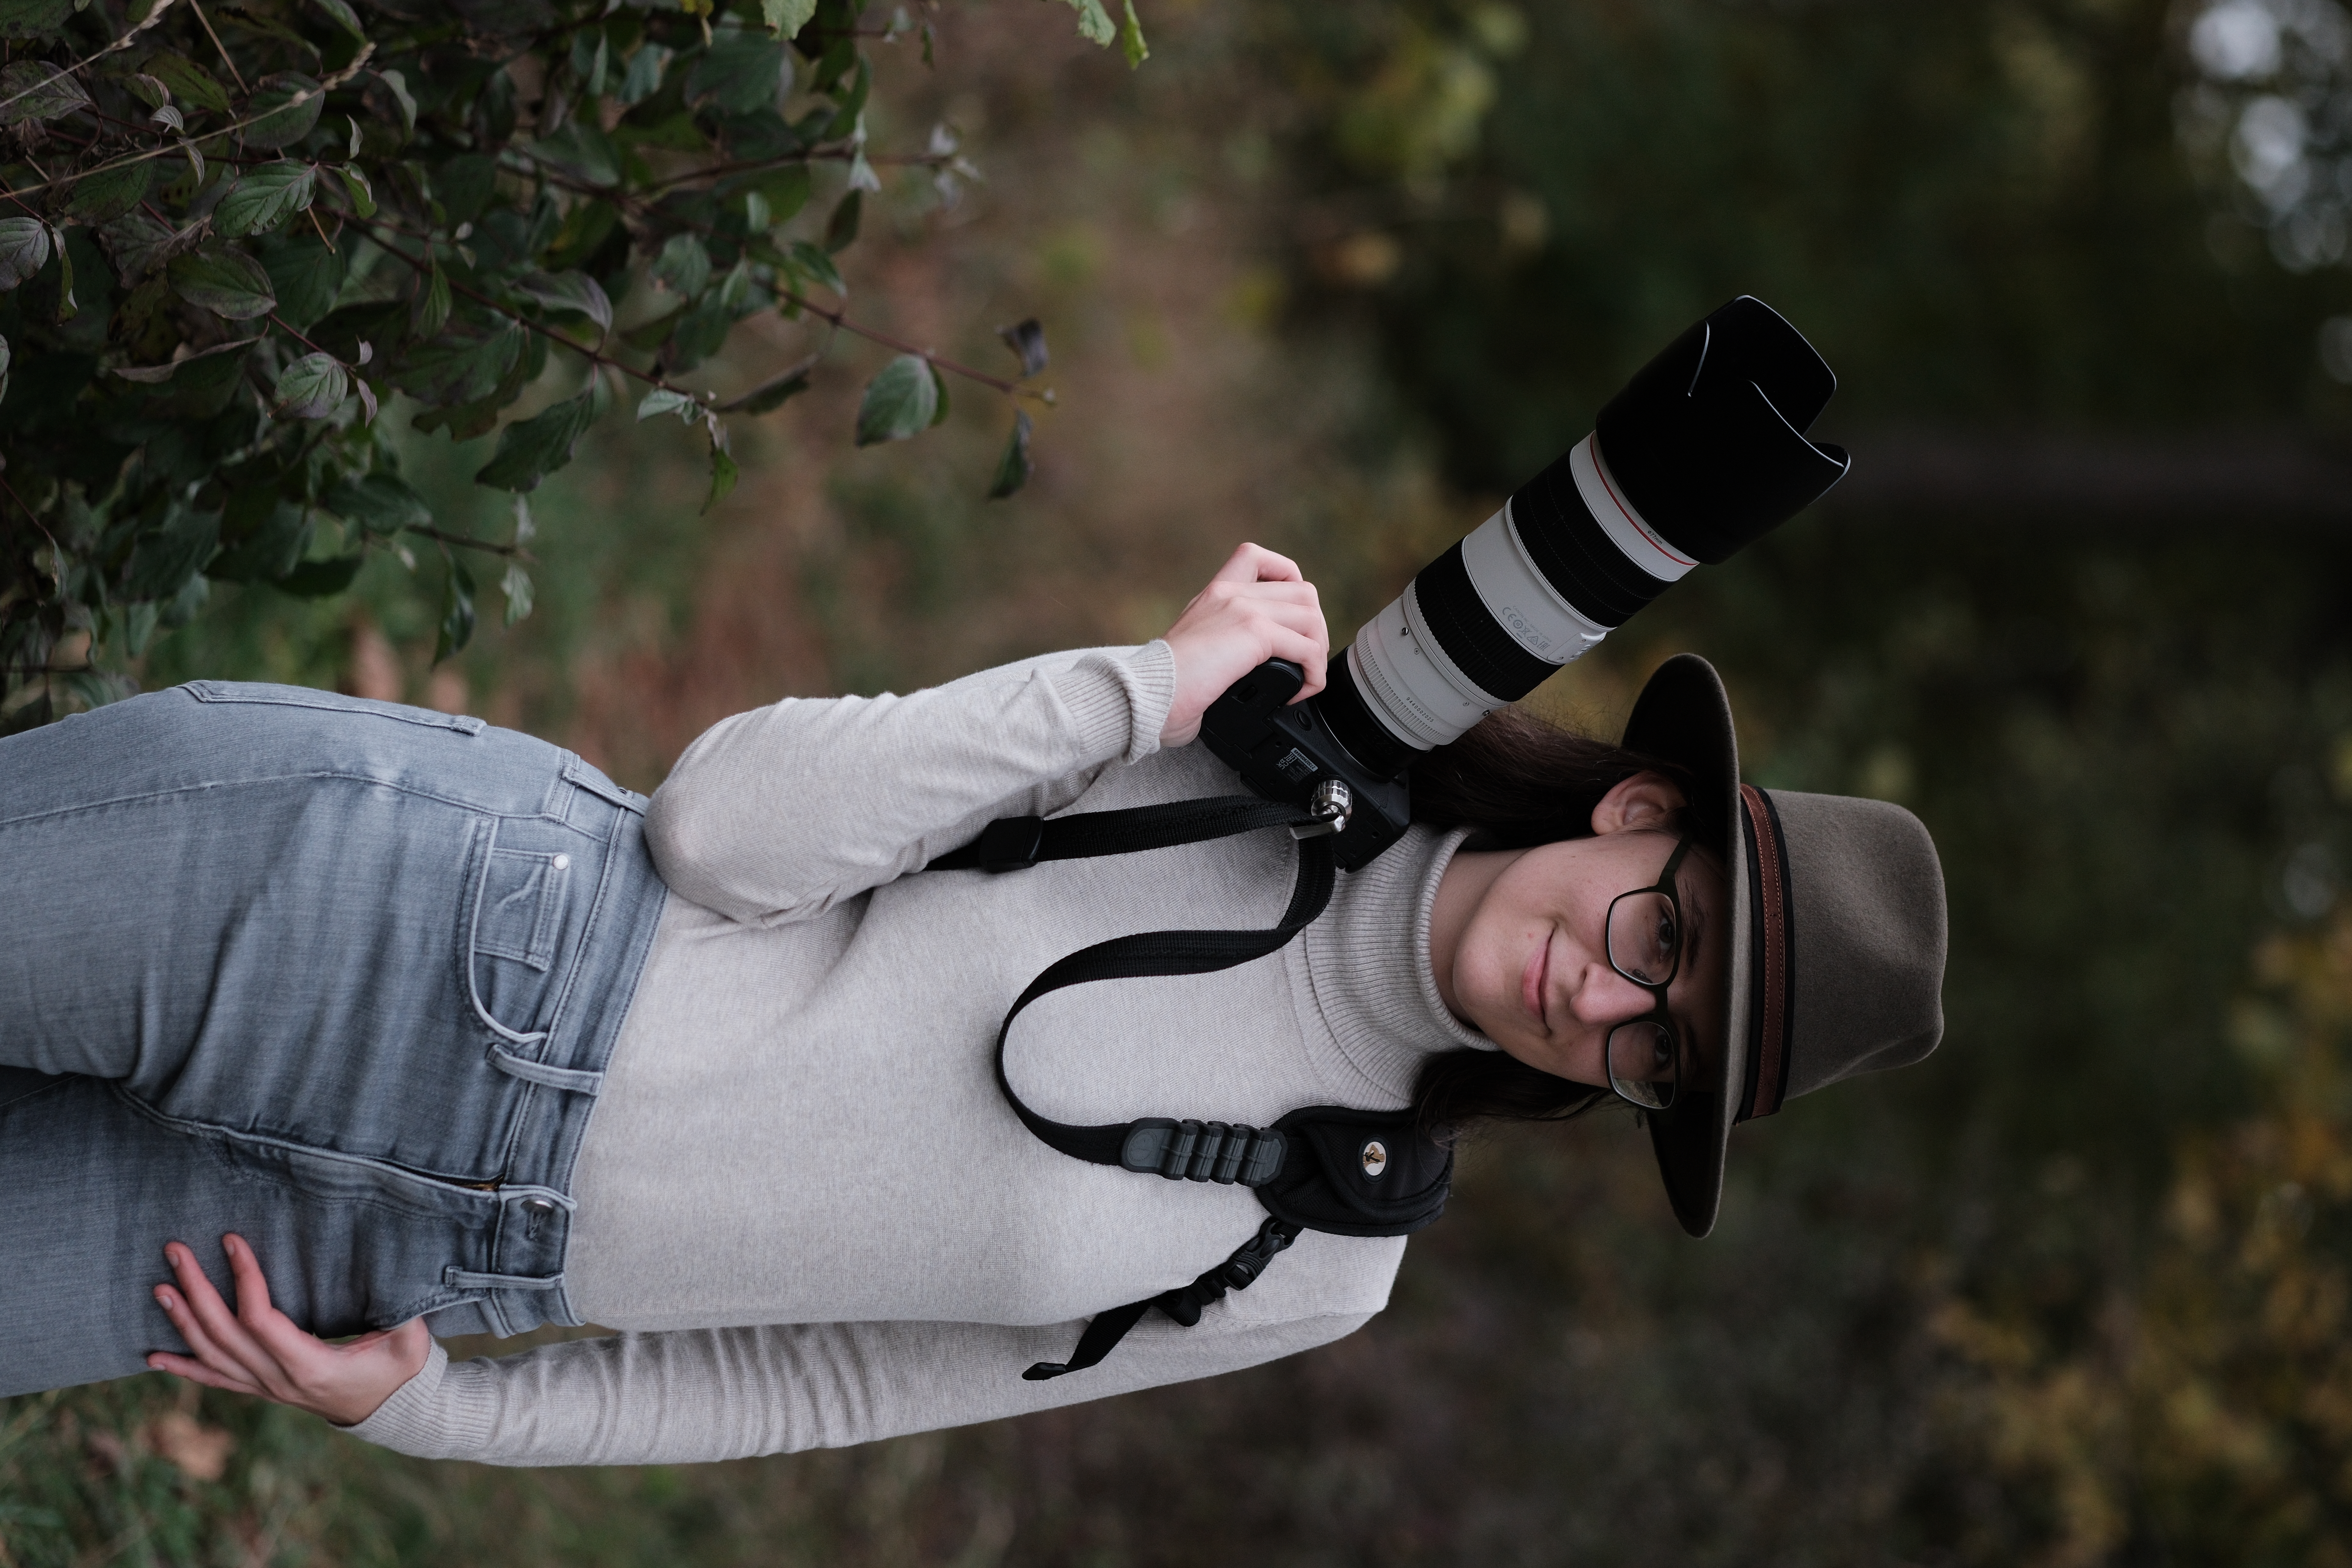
top-left (975, 815), bottom-right (1045, 873)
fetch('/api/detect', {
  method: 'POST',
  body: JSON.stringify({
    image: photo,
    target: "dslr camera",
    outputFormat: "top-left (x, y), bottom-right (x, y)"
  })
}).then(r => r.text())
top-left (1201, 296), bottom-right (1849, 870)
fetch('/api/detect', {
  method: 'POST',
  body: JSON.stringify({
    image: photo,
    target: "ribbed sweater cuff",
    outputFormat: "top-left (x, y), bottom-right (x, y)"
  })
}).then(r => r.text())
top-left (1046, 642), bottom-right (1176, 766)
top-left (342, 1340), bottom-right (494, 1458)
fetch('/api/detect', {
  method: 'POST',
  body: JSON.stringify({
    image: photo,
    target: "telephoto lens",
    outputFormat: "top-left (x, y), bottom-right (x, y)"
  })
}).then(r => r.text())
top-left (1201, 295), bottom-right (1849, 870)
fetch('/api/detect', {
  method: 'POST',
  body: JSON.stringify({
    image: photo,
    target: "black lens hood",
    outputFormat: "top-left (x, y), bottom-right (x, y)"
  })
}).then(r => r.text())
top-left (1590, 296), bottom-right (1849, 565)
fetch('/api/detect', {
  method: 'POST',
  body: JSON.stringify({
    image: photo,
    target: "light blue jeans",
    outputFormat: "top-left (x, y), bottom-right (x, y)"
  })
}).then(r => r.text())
top-left (0, 682), bottom-right (668, 1397)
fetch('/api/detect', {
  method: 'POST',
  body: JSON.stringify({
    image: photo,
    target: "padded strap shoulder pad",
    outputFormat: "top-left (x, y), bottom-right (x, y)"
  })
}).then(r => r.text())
top-left (1255, 1106), bottom-right (1453, 1237)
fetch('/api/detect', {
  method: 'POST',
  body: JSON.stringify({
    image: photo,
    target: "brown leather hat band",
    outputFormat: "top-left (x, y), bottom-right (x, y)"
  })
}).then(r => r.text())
top-left (1738, 784), bottom-right (1796, 1122)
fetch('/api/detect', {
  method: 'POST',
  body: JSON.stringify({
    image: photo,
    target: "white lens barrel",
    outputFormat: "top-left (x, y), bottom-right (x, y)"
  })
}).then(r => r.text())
top-left (1568, 434), bottom-right (1697, 586)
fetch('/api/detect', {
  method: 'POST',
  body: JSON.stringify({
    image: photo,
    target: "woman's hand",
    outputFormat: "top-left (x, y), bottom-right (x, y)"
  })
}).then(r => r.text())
top-left (147, 1234), bottom-right (431, 1428)
top-left (1159, 542), bottom-right (1330, 747)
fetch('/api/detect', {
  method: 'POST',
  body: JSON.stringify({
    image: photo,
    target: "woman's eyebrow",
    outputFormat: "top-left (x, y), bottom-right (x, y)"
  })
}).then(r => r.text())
top-left (1678, 870), bottom-right (1706, 968)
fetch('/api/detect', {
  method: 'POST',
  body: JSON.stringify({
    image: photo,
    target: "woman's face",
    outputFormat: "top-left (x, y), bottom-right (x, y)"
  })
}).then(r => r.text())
top-left (1433, 773), bottom-right (1730, 1092)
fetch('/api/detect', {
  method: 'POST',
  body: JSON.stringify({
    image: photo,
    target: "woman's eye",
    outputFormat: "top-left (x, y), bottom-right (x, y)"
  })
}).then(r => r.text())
top-left (1653, 912), bottom-right (1678, 966)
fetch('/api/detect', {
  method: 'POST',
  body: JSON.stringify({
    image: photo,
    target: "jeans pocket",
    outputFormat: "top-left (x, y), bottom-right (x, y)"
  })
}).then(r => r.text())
top-left (466, 819), bottom-right (587, 1043)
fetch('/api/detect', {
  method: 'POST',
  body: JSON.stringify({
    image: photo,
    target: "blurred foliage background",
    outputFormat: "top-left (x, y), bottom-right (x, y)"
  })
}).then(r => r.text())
top-left (8, 0), bottom-right (2352, 1563)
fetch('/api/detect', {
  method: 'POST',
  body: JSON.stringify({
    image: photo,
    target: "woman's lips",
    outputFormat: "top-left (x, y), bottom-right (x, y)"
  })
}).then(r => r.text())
top-left (1521, 930), bottom-right (1551, 1029)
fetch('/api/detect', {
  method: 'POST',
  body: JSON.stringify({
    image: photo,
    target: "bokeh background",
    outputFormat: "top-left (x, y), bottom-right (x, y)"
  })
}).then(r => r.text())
top-left (8, 0), bottom-right (2352, 1563)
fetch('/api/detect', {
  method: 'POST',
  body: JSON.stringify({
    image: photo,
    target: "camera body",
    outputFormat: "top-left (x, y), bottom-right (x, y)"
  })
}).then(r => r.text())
top-left (1201, 296), bottom-right (1850, 872)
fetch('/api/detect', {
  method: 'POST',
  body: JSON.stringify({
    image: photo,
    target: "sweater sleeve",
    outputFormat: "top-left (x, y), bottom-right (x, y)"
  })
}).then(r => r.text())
top-left (642, 642), bottom-right (1178, 925)
top-left (342, 1307), bottom-right (1370, 1467)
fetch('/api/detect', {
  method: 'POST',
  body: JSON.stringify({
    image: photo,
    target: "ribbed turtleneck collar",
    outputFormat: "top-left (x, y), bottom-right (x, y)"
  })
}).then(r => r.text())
top-left (1300, 823), bottom-right (1500, 1104)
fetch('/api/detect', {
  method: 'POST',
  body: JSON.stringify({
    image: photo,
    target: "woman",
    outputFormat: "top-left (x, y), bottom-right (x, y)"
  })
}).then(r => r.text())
top-left (0, 542), bottom-right (1945, 1465)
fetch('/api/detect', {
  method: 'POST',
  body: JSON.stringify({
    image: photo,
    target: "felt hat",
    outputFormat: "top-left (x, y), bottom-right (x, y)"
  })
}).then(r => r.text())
top-left (1619, 654), bottom-right (1948, 1237)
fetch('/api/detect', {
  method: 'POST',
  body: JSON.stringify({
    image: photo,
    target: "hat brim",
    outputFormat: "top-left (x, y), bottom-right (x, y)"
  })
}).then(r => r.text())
top-left (1618, 653), bottom-right (1748, 1238)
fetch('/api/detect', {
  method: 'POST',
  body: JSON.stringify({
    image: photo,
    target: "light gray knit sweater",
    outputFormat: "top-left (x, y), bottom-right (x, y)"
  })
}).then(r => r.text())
top-left (348, 642), bottom-right (1489, 1465)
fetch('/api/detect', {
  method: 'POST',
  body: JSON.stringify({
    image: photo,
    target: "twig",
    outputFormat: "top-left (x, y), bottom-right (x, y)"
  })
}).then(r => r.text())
top-left (401, 522), bottom-right (530, 559)
top-left (348, 217), bottom-right (688, 398)
top-left (712, 346), bottom-right (824, 412)
top-left (631, 145), bottom-right (955, 195)
top-left (185, 0), bottom-right (249, 93)
top-left (0, 0), bottom-right (182, 120)
top-left (0, 48), bottom-right (372, 204)
top-left (492, 156), bottom-right (1029, 397)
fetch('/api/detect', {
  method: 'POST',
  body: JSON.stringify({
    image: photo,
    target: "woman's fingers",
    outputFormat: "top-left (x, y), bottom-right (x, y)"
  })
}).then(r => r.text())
top-left (162, 1241), bottom-right (285, 1391)
top-left (1207, 541), bottom-right (1303, 585)
top-left (148, 1236), bottom-right (433, 1427)
top-left (1157, 545), bottom-right (1333, 747)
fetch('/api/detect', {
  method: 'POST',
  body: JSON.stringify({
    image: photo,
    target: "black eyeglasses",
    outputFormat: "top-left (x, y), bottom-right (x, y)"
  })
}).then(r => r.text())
top-left (1602, 833), bottom-right (1695, 1112)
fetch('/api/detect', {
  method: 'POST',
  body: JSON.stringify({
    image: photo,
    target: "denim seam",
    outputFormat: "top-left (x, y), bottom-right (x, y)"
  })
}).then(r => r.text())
top-left (0, 771), bottom-right (581, 833)
top-left (112, 1087), bottom-right (523, 1215)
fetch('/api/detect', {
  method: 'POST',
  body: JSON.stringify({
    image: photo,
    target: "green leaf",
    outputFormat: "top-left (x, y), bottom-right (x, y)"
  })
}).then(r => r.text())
top-left (1062, 0), bottom-right (1115, 47)
top-left (786, 239), bottom-right (845, 296)
top-left (703, 446), bottom-right (738, 513)
top-left (0, 215), bottom-right (53, 291)
top-left (95, 210), bottom-right (174, 282)
top-left (169, 247), bottom-right (277, 320)
top-left (245, 73), bottom-right (325, 151)
top-left (0, 0), bottom-right (73, 41)
top-left (0, 331), bottom-right (10, 404)
top-left (332, 163), bottom-right (376, 218)
top-left (274, 351), bottom-right (348, 419)
top-left (523, 123), bottom-right (622, 187)
top-left (0, 60), bottom-right (89, 125)
top-left (275, 551), bottom-right (365, 597)
top-left (620, 302), bottom-right (685, 352)
top-left (257, 232), bottom-right (343, 329)
top-left (616, 42), bottom-right (671, 106)
top-left (432, 153), bottom-right (499, 226)
top-left (390, 322), bottom-right (525, 406)
top-left (48, 223), bottom-right (73, 321)
top-left (733, 163), bottom-right (811, 225)
top-left (474, 390), bottom-right (597, 492)
top-left (824, 189), bottom-right (861, 254)
top-left (412, 260), bottom-right (451, 338)
top-left (653, 232), bottom-right (711, 298)
top-left (123, 501), bottom-right (221, 599)
top-left (762, 0), bottom-right (817, 39)
top-left (323, 471), bottom-right (431, 534)
top-left (514, 269), bottom-right (612, 336)
top-left (213, 163), bottom-right (317, 238)
top-left (309, 0), bottom-right (363, 38)
top-left (127, 74), bottom-right (170, 110)
top-left (855, 354), bottom-right (939, 446)
top-left (61, 162), bottom-right (152, 224)
top-left (1118, 0), bottom-right (1148, 67)
top-left (435, 548), bottom-right (475, 662)
top-left (501, 559), bottom-right (534, 626)
top-left (542, 199), bottom-right (617, 271)
top-left (928, 361), bottom-right (950, 426)
top-left (636, 387), bottom-right (699, 422)
top-left (996, 317), bottom-right (1049, 378)
top-left (145, 54), bottom-right (231, 115)
top-left (725, 365), bottom-right (810, 414)
top-left (688, 28), bottom-right (787, 114)
top-left (988, 409), bottom-right (1035, 499)
top-left (820, 56), bottom-right (870, 140)
top-left (571, 29), bottom-right (609, 98)
top-left (375, 67), bottom-right (416, 141)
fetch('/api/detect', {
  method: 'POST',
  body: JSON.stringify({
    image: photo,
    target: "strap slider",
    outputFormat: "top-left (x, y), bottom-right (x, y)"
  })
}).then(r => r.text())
top-left (976, 816), bottom-right (1045, 873)
top-left (1119, 1119), bottom-right (1286, 1186)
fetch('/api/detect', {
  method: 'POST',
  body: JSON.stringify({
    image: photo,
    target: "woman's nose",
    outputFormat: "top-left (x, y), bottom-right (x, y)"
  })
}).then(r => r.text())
top-left (1569, 962), bottom-right (1655, 1028)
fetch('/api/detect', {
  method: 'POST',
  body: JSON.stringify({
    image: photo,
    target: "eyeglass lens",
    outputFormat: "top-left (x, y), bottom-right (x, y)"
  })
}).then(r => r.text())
top-left (1607, 890), bottom-right (1680, 986)
top-left (1607, 1022), bottom-right (1678, 1110)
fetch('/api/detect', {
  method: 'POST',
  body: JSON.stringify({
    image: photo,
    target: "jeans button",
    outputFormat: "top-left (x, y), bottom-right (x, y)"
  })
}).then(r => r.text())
top-left (520, 1197), bottom-right (558, 1216)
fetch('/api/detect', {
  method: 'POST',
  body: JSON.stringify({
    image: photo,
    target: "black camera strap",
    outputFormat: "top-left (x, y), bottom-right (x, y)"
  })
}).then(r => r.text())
top-left (929, 797), bottom-right (1454, 1380)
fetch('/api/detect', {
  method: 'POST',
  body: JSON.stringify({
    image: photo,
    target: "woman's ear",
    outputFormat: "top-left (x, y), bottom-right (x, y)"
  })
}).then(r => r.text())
top-left (1591, 770), bottom-right (1688, 836)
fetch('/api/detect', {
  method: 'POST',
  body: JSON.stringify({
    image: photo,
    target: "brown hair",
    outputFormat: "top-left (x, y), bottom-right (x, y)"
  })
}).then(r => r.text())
top-left (1406, 705), bottom-right (1694, 1137)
